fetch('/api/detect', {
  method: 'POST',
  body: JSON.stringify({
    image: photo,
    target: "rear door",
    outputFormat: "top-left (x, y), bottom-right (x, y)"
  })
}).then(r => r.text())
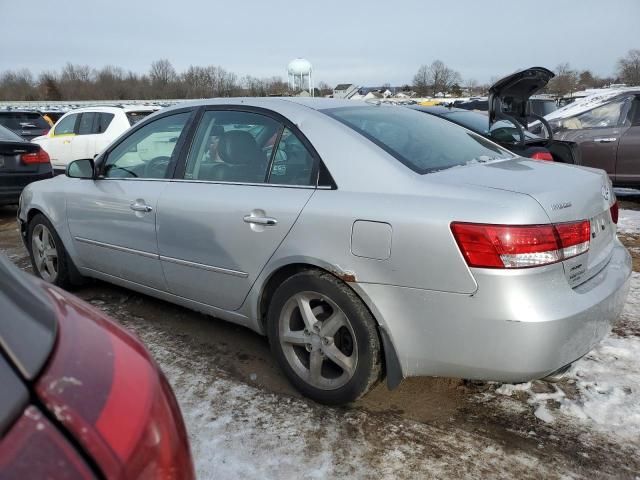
top-left (157, 108), bottom-right (316, 310)
top-left (71, 112), bottom-right (98, 160)
top-left (67, 110), bottom-right (195, 290)
top-left (614, 95), bottom-right (640, 186)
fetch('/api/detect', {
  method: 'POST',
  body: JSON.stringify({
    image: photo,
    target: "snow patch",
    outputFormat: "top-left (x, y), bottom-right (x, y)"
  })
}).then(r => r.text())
top-left (618, 209), bottom-right (640, 235)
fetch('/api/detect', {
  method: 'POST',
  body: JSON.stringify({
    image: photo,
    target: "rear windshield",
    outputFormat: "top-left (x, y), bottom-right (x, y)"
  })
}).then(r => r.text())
top-left (0, 124), bottom-right (24, 142)
top-left (0, 112), bottom-right (49, 130)
top-left (322, 106), bottom-right (515, 174)
top-left (126, 111), bottom-right (153, 126)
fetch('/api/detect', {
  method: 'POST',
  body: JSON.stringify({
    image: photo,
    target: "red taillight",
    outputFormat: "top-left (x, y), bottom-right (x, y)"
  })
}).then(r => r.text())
top-left (610, 201), bottom-right (618, 224)
top-left (451, 220), bottom-right (590, 269)
top-left (530, 151), bottom-right (554, 161)
top-left (0, 406), bottom-right (96, 479)
top-left (21, 149), bottom-right (50, 165)
top-left (35, 285), bottom-right (195, 480)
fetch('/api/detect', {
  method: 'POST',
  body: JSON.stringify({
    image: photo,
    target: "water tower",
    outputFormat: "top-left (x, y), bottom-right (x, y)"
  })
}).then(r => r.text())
top-left (288, 58), bottom-right (313, 96)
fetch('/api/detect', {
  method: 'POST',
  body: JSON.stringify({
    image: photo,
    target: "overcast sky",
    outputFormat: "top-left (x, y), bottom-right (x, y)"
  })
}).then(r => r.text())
top-left (1, 0), bottom-right (638, 86)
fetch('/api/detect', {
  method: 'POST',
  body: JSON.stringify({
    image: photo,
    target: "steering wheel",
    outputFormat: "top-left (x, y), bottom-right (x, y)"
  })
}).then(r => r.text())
top-left (529, 113), bottom-right (554, 141)
top-left (144, 156), bottom-right (171, 179)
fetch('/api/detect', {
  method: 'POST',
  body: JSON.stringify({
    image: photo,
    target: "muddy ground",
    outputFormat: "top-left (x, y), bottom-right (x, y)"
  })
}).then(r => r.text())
top-left (2, 202), bottom-right (639, 479)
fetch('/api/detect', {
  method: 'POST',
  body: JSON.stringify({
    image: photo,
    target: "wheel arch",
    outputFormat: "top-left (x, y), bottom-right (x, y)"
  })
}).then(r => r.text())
top-left (255, 259), bottom-right (404, 390)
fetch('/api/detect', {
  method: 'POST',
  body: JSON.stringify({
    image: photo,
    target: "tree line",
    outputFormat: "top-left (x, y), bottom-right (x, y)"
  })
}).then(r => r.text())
top-left (412, 49), bottom-right (640, 98)
top-left (0, 59), bottom-right (334, 101)
top-left (1, 49), bottom-right (638, 101)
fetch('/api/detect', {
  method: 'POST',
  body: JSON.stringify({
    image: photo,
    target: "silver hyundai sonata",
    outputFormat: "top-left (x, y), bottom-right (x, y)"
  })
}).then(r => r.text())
top-left (18, 98), bottom-right (631, 405)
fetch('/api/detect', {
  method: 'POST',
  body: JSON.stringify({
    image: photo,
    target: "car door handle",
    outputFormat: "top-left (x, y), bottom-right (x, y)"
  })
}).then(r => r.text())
top-left (130, 201), bottom-right (153, 213)
top-left (593, 137), bottom-right (617, 143)
top-left (243, 215), bottom-right (278, 226)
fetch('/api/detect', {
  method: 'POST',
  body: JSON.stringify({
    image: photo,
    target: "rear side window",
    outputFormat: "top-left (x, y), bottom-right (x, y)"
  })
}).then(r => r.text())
top-left (323, 106), bottom-right (514, 174)
top-left (77, 112), bottom-right (97, 135)
top-left (126, 111), bottom-right (153, 126)
top-left (54, 114), bottom-right (78, 135)
top-left (0, 112), bottom-right (49, 130)
top-left (97, 113), bottom-right (114, 133)
top-left (268, 128), bottom-right (315, 185)
top-left (183, 110), bottom-right (280, 184)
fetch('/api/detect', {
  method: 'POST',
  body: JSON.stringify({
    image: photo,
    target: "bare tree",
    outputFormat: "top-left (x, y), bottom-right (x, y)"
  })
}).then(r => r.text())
top-left (413, 60), bottom-right (461, 96)
top-left (547, 63), bottom-right (579, 97)
top-left (617, 49), bottom-right (640, 86)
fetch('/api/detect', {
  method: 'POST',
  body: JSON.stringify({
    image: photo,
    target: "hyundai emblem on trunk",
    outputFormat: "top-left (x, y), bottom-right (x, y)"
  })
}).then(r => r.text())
top-left (602, 185), bottom-right (611, 201)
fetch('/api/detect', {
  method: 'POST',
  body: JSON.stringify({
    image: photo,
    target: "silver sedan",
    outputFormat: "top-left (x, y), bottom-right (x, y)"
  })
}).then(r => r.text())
top-left (18, 98), bottom-right (631, 405)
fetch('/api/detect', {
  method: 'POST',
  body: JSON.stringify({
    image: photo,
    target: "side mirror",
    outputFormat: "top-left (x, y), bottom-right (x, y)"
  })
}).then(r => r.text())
top-left (66, 159), bottom-right (95, 179)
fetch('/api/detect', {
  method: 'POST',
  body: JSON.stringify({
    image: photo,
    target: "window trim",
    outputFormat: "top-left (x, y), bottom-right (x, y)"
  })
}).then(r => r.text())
top-left (96, 108), bottom-right (197, 180)
top-left (174, 105), bottom-right (329, 188)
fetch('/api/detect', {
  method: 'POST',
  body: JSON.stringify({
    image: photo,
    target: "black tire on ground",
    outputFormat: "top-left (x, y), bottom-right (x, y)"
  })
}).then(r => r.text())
top-left (27, 213), bottom-right (85, 289)
top-left (267, 269), bottom-right (383, 405)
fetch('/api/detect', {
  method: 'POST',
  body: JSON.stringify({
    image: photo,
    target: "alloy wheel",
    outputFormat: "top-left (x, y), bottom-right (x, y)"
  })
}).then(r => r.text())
top-left (278, 291), bottom-right (358, 390)
top-left (31, 224), bottom-right (58, 283)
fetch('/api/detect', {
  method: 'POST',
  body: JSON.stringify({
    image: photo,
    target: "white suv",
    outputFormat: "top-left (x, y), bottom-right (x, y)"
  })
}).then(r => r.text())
top-left (33, 105), bottom-right (160, 173)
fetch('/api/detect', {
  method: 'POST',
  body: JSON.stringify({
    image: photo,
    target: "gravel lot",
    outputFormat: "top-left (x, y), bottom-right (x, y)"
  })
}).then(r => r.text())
top-left (2, 200), bottom-right (639, 480)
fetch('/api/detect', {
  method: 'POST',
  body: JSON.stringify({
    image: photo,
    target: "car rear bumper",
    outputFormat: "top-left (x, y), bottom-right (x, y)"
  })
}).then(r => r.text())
top-left (355, 239), bottom-right (631, 383)
top-left (0, 170), bottom-right (52, 205)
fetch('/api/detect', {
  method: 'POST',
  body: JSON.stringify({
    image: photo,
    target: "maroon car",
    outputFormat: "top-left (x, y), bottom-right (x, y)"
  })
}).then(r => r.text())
top-left (547, 89), bottom-right (640, 187)
top-left (0, 255), bottom-right (195, 479)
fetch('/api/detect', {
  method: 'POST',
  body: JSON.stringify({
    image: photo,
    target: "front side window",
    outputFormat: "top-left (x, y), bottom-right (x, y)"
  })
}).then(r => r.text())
top-left (559, 97), bottom-right (630, 130)
top-left (103, 112), bottom-right (190, 179)
top-left (184, 110), bottom-right (280, 183)
top-left (54, 114), bottom-right (78, 135)
top-left (268, 128), bottom-right (315, 185)
top-left (324, 106), bottom-right (514, 174)
top-left (77, 113), bottom-right (97, 135)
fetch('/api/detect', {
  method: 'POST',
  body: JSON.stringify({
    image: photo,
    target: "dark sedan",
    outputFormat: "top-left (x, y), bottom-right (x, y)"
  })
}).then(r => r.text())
top-left (0, 254), bottom-right (195, 479)
top-left (0, 124), bottom-right (52, 205)
top-left (411, 106), bottom-right (575, 162)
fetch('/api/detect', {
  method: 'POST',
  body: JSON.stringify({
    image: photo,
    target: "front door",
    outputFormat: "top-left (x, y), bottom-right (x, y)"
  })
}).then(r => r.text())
top-left (42, 112), bottom-right (79, 171)
top-left (567, 96), bottom-right (633, 178)
top-left (157, 109), bottom-right (317, 310)
top-left (67, 111), bottom-right (194, 290)
top-left (614, 96), bottom-right (640, 186)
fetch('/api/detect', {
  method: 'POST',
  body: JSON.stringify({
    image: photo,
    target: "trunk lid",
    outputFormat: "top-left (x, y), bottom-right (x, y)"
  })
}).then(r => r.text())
top-left (488, 67), bottom-right (555, 128)
top-left (0, 141), bottom-right (40, 173)
top-left (435, 159), bottom-right (615, 287)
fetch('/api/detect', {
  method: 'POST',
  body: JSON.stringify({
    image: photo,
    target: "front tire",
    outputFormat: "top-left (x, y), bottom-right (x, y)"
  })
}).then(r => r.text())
top-left (27, 214), bottom-right (84, 289)
top-left (267, 270), bottom-right (382, 405)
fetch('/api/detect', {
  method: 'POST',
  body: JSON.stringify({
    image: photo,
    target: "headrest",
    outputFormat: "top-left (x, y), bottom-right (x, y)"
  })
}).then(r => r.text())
top-left (210, 125), bottom-right (225, 137)
top-left (218, 130), bottom-right (264, 165)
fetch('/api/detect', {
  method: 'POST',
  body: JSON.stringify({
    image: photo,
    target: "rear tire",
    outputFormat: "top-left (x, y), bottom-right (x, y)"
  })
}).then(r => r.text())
top-left (267, 270), bottom-right (382, 405)
top-left (27, 214), bottom-right (84, 289)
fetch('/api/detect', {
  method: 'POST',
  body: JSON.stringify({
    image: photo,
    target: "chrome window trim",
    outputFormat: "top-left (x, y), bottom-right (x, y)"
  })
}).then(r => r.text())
top-left (74, 237), bottom-right (248, 277)
top-left (167, 178), bottom-right (317, 190)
